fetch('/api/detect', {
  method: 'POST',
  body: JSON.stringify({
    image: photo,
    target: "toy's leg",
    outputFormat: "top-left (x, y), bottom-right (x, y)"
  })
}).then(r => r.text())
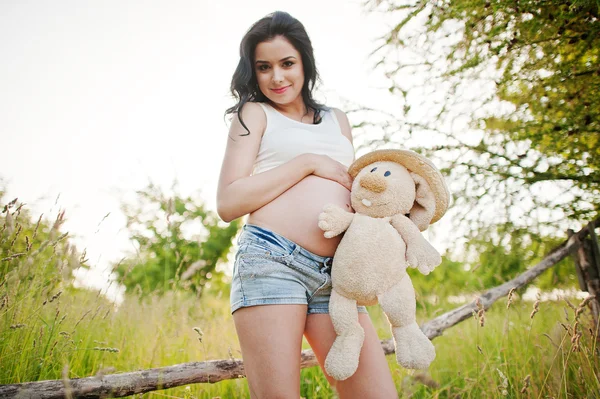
top-left (325, 289), bottom-right (365, 381)
top-left (378, 276), bottom-right (435, 369)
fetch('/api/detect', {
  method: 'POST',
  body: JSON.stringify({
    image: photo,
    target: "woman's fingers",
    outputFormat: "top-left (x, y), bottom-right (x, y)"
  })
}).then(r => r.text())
top-left (337, 171), bottom-right (353, 190)
top-left (334, 162), bottom-right (353, 190)
top-left (312, 155), bottom-right (353, 189)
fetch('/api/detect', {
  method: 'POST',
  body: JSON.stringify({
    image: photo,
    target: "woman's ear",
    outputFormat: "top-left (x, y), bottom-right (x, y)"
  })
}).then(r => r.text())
top-left (409, 172), bottom-right (436, 232)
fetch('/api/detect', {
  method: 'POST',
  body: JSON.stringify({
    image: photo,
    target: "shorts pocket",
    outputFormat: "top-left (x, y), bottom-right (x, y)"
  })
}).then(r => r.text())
top-left (237, 241), bottom-right (291, 263)
top-left (237, 255), bottom-right (291, 279)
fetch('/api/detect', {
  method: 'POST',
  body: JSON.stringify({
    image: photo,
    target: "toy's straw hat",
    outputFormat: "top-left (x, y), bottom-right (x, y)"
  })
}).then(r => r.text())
top-left (348, 149), bottom-right (450, 224)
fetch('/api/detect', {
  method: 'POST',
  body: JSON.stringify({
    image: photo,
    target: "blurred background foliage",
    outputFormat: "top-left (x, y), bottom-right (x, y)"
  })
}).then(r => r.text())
top-left (112, 182), bottom-right (240, 299)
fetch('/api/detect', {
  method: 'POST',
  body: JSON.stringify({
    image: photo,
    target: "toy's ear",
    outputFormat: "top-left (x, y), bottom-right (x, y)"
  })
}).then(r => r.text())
top-left (409, 172), bottom-right (436, 232)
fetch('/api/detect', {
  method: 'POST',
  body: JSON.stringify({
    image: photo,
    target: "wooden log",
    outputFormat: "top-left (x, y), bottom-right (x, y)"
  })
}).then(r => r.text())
top-left (0, 359), bottom-right (246, 399)
top-left (419, 223), bottom-right (583, 340)
top-left (1, 217), bottom-right (597, 399)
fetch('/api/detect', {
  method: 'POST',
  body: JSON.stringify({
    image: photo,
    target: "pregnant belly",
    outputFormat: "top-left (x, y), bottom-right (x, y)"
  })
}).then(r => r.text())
top-left (247, 175), bottom-right (352, 257)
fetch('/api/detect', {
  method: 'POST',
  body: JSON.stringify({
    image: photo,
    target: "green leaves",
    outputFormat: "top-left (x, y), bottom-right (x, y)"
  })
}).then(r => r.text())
top-left (113, 182), bottom-right (240, 298)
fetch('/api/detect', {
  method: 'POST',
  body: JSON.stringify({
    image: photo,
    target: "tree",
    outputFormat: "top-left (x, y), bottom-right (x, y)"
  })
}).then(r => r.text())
top-left (357, 0), bottom-right (599, 248)
top-left (113, 182), bottom-right (240, 298)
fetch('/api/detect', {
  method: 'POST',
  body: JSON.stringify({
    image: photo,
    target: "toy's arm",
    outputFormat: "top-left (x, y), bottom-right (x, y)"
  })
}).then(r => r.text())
top-left (318, 204), bottom-right (355, 238)
top-left (390, 214), bottom-right (441, 275)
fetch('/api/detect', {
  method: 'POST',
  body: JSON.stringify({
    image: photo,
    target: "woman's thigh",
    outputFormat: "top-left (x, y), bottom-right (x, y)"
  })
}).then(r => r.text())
top-left (233, 304), bottom-right (307, 399)
top-left (304, 313), bottom-right (398, 399)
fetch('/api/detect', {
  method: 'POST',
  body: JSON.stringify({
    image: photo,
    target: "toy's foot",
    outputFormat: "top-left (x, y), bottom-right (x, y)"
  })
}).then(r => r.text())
top-left (392, 322), bottom-right (435, 369)
top-left (325, 334), bottom-right (363, 381)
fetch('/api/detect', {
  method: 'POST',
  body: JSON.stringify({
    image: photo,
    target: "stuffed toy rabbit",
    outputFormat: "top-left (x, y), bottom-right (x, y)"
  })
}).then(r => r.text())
top-left (318, 149), bottom-right (450, 381)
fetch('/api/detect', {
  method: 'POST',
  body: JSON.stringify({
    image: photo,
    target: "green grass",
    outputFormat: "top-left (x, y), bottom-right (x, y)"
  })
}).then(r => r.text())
top-left (2, 271), bottom-right (599, 398)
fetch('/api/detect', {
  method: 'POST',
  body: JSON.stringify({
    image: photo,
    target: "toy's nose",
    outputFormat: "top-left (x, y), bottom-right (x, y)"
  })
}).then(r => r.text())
top-left (360, 173), bottom-right (387, 193)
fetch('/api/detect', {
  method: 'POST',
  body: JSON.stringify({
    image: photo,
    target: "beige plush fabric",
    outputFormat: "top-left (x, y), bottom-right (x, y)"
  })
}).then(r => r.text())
top-left (318, 150), bottom-right (449, 381)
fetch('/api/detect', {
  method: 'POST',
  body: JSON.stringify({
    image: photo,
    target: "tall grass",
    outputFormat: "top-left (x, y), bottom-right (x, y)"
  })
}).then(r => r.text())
top-left (2, 203), bottom-right (599, 398)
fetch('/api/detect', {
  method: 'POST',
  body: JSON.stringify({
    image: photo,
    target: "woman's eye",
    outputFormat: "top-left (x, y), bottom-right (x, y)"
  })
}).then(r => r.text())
top-left (384, 171), bottom-right (391, 177)
top-left (370, 167), bottom-right (377, 172)
top-left (257, 64), bottom-right (269, 71)
top-left (283, 61), bottom-right (294, 67)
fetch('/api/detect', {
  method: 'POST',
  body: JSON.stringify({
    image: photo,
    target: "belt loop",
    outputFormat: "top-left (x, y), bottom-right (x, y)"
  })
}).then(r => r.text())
top-left (237, 224), bottom-right (247, 244)
top-left (291, 245), bottom-right (300, 257)
top-left (286, 245), bottom-right (299, 266)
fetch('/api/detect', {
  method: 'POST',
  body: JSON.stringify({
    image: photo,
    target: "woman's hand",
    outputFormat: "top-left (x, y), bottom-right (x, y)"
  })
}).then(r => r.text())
top-left (307, 154), bottom-right (353, 190)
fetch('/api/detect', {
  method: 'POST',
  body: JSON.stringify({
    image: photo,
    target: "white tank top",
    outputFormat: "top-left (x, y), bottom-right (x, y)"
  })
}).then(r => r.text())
top-left (253, 102), bottom-right (355, 175)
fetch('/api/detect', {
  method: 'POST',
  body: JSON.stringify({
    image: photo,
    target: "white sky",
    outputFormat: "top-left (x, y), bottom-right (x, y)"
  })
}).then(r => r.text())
top-left (0, 0), bottom-right (435, 302)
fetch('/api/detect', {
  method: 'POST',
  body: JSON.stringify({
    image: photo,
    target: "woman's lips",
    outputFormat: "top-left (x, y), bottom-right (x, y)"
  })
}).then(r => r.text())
top-left (271, 85), bottom-right (290, 94)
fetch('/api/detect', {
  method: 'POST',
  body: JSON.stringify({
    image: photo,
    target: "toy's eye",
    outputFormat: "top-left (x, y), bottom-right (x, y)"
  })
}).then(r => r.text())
top-left (370, 167), bottom-right (377, 173)
top-left (384, 171), bottom-right (391, 177)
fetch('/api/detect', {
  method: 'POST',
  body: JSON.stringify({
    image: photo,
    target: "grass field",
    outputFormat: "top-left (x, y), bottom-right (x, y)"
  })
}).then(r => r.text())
top-left (2, 271), bottom-right (599, 399)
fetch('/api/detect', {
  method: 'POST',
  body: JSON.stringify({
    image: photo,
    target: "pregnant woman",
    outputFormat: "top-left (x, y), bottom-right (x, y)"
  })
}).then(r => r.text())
top-left (217, 11), bottom-right (398, 399)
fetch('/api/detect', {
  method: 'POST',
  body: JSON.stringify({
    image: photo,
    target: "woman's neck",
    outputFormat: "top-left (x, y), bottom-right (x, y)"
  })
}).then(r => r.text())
top-left (270, 98), bottom-right (311, 122)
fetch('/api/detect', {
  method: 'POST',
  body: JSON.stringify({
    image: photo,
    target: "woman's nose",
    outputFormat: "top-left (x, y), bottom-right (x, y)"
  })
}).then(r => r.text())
top-left (272, 68), bottom-right (284, 83)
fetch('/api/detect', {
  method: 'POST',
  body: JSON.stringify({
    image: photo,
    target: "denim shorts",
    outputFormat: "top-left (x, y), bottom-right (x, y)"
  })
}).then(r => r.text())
top-left (230, 224), bottom-right (368, 315)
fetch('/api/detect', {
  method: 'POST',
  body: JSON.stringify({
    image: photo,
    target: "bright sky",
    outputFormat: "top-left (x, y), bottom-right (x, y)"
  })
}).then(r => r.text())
top-left (0, 1), bottom-right (430, 302)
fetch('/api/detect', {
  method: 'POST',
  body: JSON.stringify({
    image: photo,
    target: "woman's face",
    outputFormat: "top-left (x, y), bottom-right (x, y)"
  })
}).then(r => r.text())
top-left (254, 36), bottom-right (305, 106)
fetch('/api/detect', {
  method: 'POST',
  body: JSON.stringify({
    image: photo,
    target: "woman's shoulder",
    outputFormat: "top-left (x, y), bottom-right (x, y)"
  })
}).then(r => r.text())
top-left (238, 102), bottom-right (268, 125)
top-left (232, 102), bottom-right (267, 137)
top-left (326, 107), bottom-right (349, 126)
top-left (240, 101), bottom-right (268, 118)
top-left (328, 107), bottom-right (353, 143)
top-left (328, 107), bottom-right (347, 118)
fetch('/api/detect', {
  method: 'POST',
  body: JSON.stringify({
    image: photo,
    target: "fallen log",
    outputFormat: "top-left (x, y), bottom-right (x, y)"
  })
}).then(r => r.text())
top-left (1, 218), bottom-right (597, 399)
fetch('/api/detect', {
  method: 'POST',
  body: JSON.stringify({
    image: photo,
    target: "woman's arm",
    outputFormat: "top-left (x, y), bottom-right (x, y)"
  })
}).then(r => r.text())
top-left (216, 103), bottom-right (352, 222)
